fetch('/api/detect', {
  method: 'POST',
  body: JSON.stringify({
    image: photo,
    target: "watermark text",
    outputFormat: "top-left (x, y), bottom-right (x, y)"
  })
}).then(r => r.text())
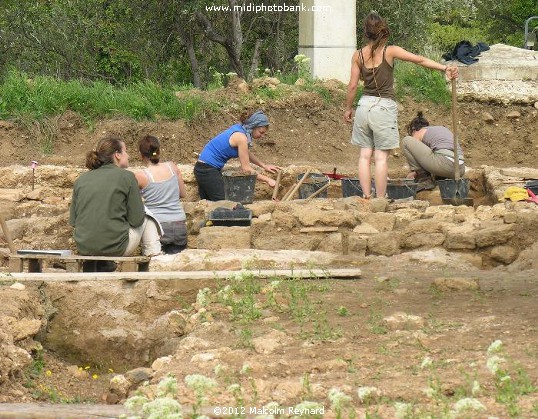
top-left (205, 2), bottom-right (331, 13)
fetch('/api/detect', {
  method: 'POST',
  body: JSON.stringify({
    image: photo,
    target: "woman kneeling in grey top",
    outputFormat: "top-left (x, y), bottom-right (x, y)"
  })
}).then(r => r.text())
top-left (403, 112), bottom-right (465, 181)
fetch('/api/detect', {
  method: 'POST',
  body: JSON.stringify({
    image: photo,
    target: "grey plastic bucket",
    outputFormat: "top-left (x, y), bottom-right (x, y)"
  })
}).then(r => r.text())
top-left (438, 178), bottom-right (470, 200)
top-left (222, 172), bottom-right (257, 203)
top-left (386, 180), bottom-right (419, 200)
top-left (297, 173), bottom-right (329, 199)
top-left (341, 178), bottom-right (376, 198)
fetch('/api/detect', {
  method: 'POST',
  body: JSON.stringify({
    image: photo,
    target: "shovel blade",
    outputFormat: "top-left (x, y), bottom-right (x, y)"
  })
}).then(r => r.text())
top-left (442, 197), bottom-right (474, 206)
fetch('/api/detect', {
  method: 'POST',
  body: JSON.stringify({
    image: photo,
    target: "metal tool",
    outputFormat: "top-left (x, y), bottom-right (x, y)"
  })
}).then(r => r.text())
top-left (443, 78), bottom-right (474, 206)
top-left (527, 188), bottom-right (538, 205)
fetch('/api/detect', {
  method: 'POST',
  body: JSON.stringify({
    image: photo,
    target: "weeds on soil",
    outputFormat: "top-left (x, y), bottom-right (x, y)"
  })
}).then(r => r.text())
top-left (0, 70), bottom-right (208, 121)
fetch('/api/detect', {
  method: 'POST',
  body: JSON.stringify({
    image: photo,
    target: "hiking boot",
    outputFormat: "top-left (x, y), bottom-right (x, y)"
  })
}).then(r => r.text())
top-left (96, 261), bottom-right (117, 272)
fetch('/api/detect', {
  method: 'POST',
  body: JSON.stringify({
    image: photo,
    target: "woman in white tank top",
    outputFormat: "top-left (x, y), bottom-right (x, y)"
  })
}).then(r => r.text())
top-left (135, 135), bottom-right (188, 254)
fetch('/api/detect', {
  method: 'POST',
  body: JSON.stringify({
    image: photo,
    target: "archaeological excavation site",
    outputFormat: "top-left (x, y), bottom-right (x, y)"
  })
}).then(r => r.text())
top-left (1, 56), bottom-right (538, 417)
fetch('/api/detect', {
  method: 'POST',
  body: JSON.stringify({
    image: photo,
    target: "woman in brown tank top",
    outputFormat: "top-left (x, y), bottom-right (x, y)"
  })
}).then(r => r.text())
top-left (344, 12), bottom-right (458, 199)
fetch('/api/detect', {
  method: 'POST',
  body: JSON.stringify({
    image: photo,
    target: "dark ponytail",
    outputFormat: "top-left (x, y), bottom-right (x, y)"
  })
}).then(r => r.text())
top-left (407, 112), bottom-right (429, 136)
top-left (85, 136), bottom-right (123, 170)
top-left (363, 12), bottom-right (390, 58)
top-left (139, 135), bottom-right (161, 164)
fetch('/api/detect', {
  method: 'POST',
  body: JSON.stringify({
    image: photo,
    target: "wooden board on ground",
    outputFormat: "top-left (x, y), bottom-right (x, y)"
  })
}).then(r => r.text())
top-left (0, 402), bottom-right (128, 418)
top-left (8, 254), bottom-right (150, 273)
top-left (1, 268), bottom-right (362, 283)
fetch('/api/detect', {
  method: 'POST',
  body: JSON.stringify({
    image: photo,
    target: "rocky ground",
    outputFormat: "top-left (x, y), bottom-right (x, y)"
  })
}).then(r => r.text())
top-left (0, 79), bottom-right (537, 418)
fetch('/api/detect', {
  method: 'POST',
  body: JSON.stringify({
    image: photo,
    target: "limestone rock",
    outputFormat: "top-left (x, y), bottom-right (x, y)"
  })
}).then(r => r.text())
top-left (370, 197), bottom-right (389, 213)
top-left (109, 374), bottom-right (131, 397)
top-left (252, 329), bottom-right (291, 354)
top-left (178, 336), bottom-right (211, 351)
top-left (9, 283), bottom-right (26, 291)
top-left (347, 233), bottom-right (368, 256)
top-left (12, 318), bottom-right (41, 341)
top-left (359, 213), bottom-right (396, 232)
top-left (483, 112), bottom-right (495, 123)
top-left (506, 111), bottom-right (521, 119)
top-left (273, 380), bottom-right (303, 402)
top-left (433, 277), bottom-right (479, 291)
top-left (316, 232), bottom-right (343, 253)
top-left (383, 312), bottom-right (425, 330)
top-left (197, 226), bottom-right (251, 250)
top-left (0, 189), bottom-right (25, 202)
top-left (444, 224), bottom-right (476, 250)
top-left (294, 207), bottom-right (356, 227)
top-left (475, 222), bottom-right (515, 247)
top-left (151, 356), bottom-right (172, 371)
top-left (490, 245), bottom-right (518, 264)
top-left (503, 212), bottom-right (517, 224)
top-left (124, 367), bottom-right (153, 385)
top-left (1, 218), bottom-right (27, 240)
top-left (66, 365), bottom-right (90, 379)
top-left (500, 167), bottom-right (538, 179)
top-left (25, 188), bottom-right (43, 201)
top-left (352, 222), bottom-right (379, 235)
top-left (507, 241), bottom-right (538, 272)
top-left (367, 232), bottom-right (400, 256)
top-left (402, 232), bottom-right (445, 249)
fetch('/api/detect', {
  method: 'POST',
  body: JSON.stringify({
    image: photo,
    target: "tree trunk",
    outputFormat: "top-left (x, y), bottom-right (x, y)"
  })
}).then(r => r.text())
top-left (194, 6), bottom-right (245, 79)
top-left (248, 38), bottom-right (262, 81)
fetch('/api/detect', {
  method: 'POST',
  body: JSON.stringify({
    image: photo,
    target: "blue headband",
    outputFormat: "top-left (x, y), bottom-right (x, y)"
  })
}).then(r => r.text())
top-left (242, 111), bottom-right (269, 144)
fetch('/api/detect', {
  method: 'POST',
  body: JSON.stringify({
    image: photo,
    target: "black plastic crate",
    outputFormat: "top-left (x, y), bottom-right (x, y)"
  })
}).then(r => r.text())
top-left (208, 208), bottom-right (252, 226)
top-left (525, 180), bottom-right (538, 195)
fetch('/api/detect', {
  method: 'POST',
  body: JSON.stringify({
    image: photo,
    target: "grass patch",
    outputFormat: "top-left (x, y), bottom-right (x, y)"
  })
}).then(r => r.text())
top-left (0, 70), bottom-right (211, 122)
top-left (395, 61), bottom-right (451, 106)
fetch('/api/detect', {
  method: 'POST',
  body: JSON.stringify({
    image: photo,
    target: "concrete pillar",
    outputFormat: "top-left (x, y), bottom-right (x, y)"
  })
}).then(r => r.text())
top-left (298, 0), bottom-right (357, 83)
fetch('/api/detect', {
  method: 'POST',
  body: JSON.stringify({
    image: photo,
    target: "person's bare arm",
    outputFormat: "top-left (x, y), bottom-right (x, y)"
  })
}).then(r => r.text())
top-left (389, 46), bottom-right (458, 79)
top-left (248, 151), bottom-right (280, 173)
top-left (134, 170), bottom-right (148, 189)
top-left (170, 162), bottom-right (187, 198)
top-left (344, 50), bottom-right (361, 122)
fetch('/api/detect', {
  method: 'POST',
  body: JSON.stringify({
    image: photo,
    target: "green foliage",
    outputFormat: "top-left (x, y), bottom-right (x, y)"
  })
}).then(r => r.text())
top-left (395, 62), bottom-right (451, 106)
top-left (430, 22), bottom-right (488, 54)
top-left (0, 71), bottom-right (208, 121)
top-left (0, 0), bottom-right (536, 89)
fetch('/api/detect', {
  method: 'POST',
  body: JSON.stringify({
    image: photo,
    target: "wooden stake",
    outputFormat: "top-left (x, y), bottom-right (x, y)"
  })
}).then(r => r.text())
top-left (284, 170), bottom-right (312, 201)
top-left (271, 171), bottom-right (282, 200)
top-left (305, 182), bottom-right (330, 201)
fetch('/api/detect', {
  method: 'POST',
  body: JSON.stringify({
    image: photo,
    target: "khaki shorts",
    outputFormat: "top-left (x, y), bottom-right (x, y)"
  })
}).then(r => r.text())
top-left (351, 96), bottom-right (400, 150)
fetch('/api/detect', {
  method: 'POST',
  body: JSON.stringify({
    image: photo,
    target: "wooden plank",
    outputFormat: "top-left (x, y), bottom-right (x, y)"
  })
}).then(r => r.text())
top-left (300, 227), bottom-right (339, 233)
top-left (2, 268), bottom-right (362, 283)
top-left (9, 254), bottom-right (150, 262)
top-left (0, 403), bottom-right (128, 418)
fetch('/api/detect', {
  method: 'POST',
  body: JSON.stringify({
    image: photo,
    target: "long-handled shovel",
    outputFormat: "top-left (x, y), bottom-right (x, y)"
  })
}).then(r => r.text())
top-left (443, 78), bottom-right (473, 206)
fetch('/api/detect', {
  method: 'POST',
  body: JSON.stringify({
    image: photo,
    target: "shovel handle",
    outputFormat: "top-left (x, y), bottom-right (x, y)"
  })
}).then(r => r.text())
top-left (451, 78), bottom-right (460, 182)
top-left (271, 171), bottom-right (282, 200)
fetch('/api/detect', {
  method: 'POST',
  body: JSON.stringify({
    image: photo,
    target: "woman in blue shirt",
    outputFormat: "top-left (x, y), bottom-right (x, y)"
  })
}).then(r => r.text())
top-left (194, 110), bottom-right (280, 201)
